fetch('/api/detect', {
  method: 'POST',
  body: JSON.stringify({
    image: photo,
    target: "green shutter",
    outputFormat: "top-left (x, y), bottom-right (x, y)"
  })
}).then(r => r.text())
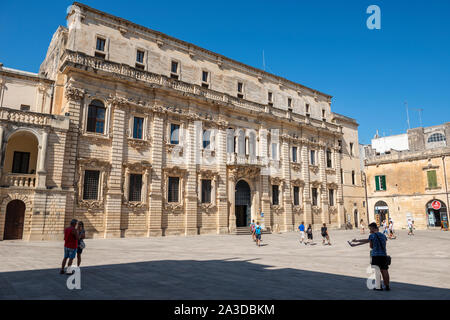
top-left (375, 176), bottom-right (380, 191)
top-left (381, 176), bottom-right (386, 190)
top-left (427, 171), bottom-right (437, 188)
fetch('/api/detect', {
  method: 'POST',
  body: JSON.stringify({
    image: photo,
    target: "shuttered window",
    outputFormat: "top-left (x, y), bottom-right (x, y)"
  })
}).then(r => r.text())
top-left (375, 175), bottom-right (386, 191)
top-left (427, 170), bottom-right (437, 188)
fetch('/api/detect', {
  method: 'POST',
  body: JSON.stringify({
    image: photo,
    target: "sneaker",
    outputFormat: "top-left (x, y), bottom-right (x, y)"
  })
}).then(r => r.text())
top-left (385, 286), bottom-right (390, 291)
top-left (373, 287), bottom-right (383, 291)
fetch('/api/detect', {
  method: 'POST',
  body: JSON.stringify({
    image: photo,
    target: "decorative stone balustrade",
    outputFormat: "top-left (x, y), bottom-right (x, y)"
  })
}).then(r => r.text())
top-left (2, 174), bottom-right (36, 188)
top-left (0, 107), bottom-right (69, 129)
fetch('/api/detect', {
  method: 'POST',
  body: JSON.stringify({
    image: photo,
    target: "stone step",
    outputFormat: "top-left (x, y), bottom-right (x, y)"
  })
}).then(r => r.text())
top-left (233, 227), bottom-right (271, 235)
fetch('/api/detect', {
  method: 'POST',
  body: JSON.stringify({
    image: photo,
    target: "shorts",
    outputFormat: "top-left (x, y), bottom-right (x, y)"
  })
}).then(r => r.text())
top-left (64, 247), bottom-right (77, 259)
top-left (299, 231), bottom-right (305, 239)
top-left (307, 233), bottom-right (313, 240)
top-left (256, 234), bottom-right (261, 240)
top-left (371, 256), bottom-right (389, 270)
top-left (77, 248), bottom-right (83, 255)
top-left (321, 234), bottom-right (327, 239)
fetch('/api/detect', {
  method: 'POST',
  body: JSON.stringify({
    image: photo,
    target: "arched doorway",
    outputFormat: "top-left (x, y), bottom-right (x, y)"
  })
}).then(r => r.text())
top-left (374, 201), bottom-right (389, 226)
top-left (235, 180), bottom-right (251, 227)
top-left (426, 200), bottom-right (448, 227)
top-left (3, 200), bottom-right (26, 240)
top-left (354, 210), bottom-right (359, 228)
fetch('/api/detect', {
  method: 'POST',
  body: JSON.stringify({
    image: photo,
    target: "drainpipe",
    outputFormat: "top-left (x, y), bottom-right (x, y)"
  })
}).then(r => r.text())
top-left (443, 155), bottom-right (449, 218)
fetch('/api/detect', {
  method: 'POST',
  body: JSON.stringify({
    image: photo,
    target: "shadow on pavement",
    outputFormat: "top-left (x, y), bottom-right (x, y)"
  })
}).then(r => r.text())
top-left (0, 259), bottom-right (449, 300)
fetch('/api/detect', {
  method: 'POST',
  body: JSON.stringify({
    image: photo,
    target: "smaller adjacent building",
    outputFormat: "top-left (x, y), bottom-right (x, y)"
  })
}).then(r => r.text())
top-left (362, 123), bottom-right (450, 229)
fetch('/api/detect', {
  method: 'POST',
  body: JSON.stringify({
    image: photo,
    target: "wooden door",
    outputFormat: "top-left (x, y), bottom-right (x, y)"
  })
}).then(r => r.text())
top-left (4, 200), bottom-right (25, 240)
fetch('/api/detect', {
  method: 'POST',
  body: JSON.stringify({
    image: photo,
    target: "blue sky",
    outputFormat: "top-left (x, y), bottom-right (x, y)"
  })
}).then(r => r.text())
top-left (1, 0), bottom-right (449, 144)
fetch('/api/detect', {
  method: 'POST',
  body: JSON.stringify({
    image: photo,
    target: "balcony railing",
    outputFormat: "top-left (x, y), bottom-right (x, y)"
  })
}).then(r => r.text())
top-left (2, 174), bottom-right (36, 188)
top-left (227, 153), bottom-right (261, 166)
top-left (0, 107), bottom-right (68, 128)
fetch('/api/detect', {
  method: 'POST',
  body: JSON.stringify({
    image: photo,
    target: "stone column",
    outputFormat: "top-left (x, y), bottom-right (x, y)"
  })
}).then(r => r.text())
top-left (148, 109), bottom-right (164, 237)
top-left (301, 142), bottom-right (312, 225)
top-left (104, 103), bottom-right (125, 238)
top-left (281, 135), bottom-right (293, 231)
top-left (319, 144), bottom-right (329, 224)
top-left (0, 126), bottom-right (4, 181)
top-left (216, 124), bottom-right (229, 234)
top-left (62, 85), bottom-right (85, 227)
top-left (184, 118), bottom-right (199, 235)
top-left (228, 174), bottom-right (236, 232)
top-left (335, 146), bottom-right (345, 228)
top-left (36, 130), bottom-right (48, 189)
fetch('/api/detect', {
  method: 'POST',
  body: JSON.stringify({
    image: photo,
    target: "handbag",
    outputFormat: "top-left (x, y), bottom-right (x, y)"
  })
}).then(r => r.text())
top-left (79, 239), bottom-right (86, 249)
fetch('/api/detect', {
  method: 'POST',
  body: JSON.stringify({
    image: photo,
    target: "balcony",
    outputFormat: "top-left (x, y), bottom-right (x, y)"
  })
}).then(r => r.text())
top-left (227, 153), bottom-right (261, 166)
top-left (2, 174), bottom-right (36, 188)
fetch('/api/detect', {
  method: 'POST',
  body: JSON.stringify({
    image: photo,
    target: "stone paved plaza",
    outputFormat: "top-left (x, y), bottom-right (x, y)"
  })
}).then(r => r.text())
top-left (0, 229), bottom-right (449, 300)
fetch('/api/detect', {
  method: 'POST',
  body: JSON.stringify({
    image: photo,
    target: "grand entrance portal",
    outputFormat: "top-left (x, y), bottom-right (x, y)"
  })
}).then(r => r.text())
top-left (374, 201), bottom-right (389, 226)
top-left (235, 180), bottom-right (251, 227)
top-left (3, 200), bottom-right (25, 240)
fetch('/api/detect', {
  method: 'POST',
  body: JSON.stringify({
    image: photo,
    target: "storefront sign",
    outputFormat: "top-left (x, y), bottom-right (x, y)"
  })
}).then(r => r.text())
top-left (431, 200), bottom-right (441, 210)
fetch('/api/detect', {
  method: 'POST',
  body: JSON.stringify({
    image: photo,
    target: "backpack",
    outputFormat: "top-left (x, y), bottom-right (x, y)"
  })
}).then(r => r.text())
top-left (255, 226), bottom-right (261, 234)
top-left (250, 224), bottom-right (256, 231)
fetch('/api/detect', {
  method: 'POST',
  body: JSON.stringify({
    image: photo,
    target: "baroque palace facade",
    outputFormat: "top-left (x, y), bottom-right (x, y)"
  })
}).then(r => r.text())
top-left (0, 3), bottom-right (365, 241)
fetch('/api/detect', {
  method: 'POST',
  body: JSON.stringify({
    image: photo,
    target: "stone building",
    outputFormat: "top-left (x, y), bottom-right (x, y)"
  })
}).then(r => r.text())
top-left (362, 123), bottom-right (450, 229)
top-left (0, 2), bottom-right (364, 240)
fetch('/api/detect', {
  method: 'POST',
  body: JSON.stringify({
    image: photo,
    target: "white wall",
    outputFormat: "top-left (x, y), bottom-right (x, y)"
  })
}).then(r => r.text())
top-left (371, 134), bottom-right (409, 154)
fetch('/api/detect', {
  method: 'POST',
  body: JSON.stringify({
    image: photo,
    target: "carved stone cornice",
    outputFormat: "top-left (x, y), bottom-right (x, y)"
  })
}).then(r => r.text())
top-left (327, 182), bottom-right (338, 189)
top-left (81, 133), bottom-right (112, 145)
top-left (198, 169), bottom-right (218, 180)
top-left (163, 166), bottom-right (187, 176)
top-left (107, 95), bottom-right (128, 108)
top-left (123, 160), bottom-right (152, 172)
top-left (128, 138), bottom-right (151, 150)
top-left (271, 204), bottom-right (283, 214)
top-left (64, 85), bottom-right (85, 101)
top-left (312, 206), bottom-right (321, 215)
top-left (197, 202), bottom-right (217, 214)
top-left (78, 158), bottom-right (111, 168)
top-left (78, 199), bottom-right (103, 212)
top-left (291, 162), bottom-right (302, 172)
top-left (293, 205), bottom-right (303, 214)
top-left (325, 168), bottom-right (336, 175)
top-left (310, 180), bottom-right (321, 188)
top-left (291, 178), bottom-right (305, 187)
top-left (228, 166), bottom-right (260, 182)
top-left (164, 202), bottom-right (184, 211)
top-left (309, 165), bottom-right (319, 174)
top-left (269, 176), bottom-right (285, 186)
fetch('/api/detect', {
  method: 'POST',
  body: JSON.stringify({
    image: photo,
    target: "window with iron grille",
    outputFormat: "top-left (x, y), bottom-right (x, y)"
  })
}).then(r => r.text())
top-left (133, 117), bottom-right (144, 139)
top-left (272, 185), bottom-right (279, 205)
top-left (428, 133), bottom-right (446, 143)
top-left (168, 177), bottom-right (179, 202)
top-left (83, 170), bottom-right (100, 200)
top-left (201, 179), bottom-right (212, 203)
top-left (87, 100), bottom-right (106, 133)
top-left (312, 187), bottom-right (318, 206)
top-left (170, 123), bottom-right (180, 144)
top-left (293, 186), bottom-right (300, 206)
top-left (129, 174), bottom-right (142, 202)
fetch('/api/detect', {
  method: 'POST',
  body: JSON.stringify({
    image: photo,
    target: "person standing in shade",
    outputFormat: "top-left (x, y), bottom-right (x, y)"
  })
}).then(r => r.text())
top-left (250, 220), bottom-right (256, 241)
top-left (298, 222), bottom-right (306, 245)
top-left (321, 223), bottom-right (331, 245)
top-left (60, 219), bottom-right (79, 275)
top-left (255, 222), bottom-right (262, 247)
top-left (306, 224), bottom-right (313, 245)
top-left (348, 222), bottom-right (390, 291)
top-left (76, 221), bottom-right (86, 267)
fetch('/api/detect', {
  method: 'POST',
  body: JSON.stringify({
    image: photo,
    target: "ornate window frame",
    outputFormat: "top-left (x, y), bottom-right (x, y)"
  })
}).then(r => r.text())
top-left (197, 170), bottom-right (218, 212)
top-left (163, 166), bottom-right (187, 212)
top-left (269, 177), bottom-right (284, 211)
top-left (82, 97), bottom-right (111, 139)
top-left (94, 33), bottom-right (109, 59)
top-left (77, 158), bottom-right (111, 211)
top-left (122, 161), bottom-right (152, 208)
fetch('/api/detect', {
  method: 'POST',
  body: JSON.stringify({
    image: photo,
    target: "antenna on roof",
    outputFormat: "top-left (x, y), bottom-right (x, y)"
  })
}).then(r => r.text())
top-left (405, 101), bottom-right (411, 129)
top-left (262, 50), bottom-right (266, 71)
top-left (413, 108), bottom-right (423, 127)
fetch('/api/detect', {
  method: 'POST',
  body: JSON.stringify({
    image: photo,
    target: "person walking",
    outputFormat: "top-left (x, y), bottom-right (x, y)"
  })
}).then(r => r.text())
top-left (76, 221), bottom-right (86, 267)
top-left (321, 223), bottom-right (331, 245)
top-left (298, 222), bottom-right (306, 245)
top-left (306, 224), bottom-right (313, 245)
top-left (388, 219), bottom-right (396, 239)
top-left (250, 220), bottom-right (256, 241)
top-left (60, 219), bottom-right (79, 275)
top-left (360, 219), bottom-right (365, 234)
top-left (382, 220), bottom-right (388, 236)
top-left (255, 222), bottom-right (262, 247)
top-left (348, 222), bottom-right (391, 291)
top-left (408, 220), bottom-right (414, 236)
